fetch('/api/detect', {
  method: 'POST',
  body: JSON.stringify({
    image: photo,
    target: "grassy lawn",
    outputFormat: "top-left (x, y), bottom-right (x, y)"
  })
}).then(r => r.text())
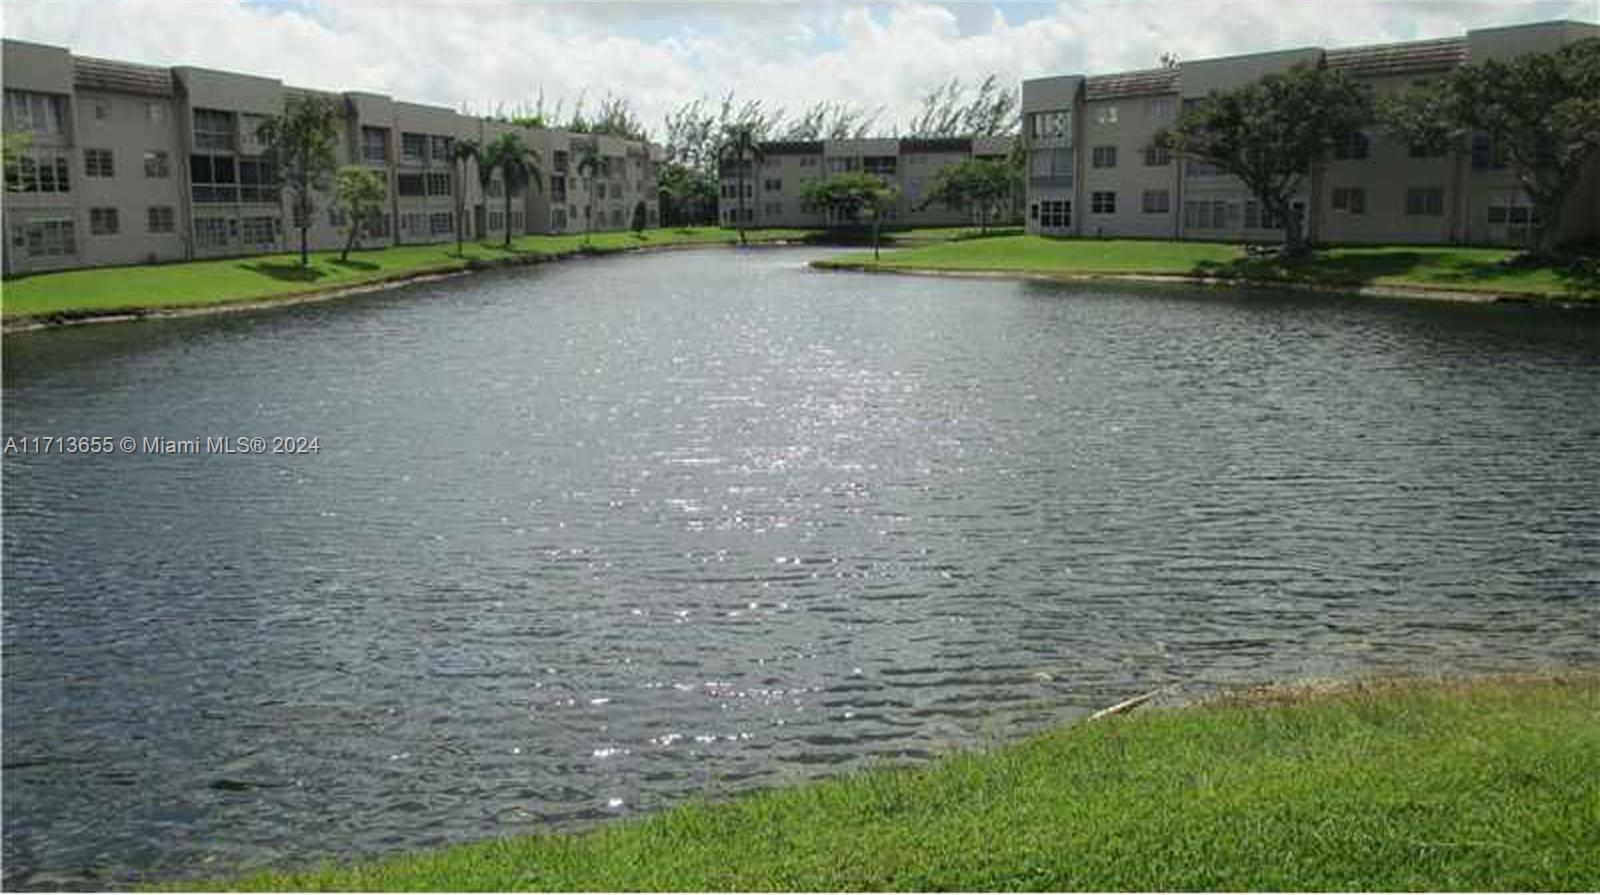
top-left (0, 227), bottom-right (824, 320)
top-left (822, 235), bottom-right (1600, 300)
top-left (199, 673), bottom-right (1599, 891)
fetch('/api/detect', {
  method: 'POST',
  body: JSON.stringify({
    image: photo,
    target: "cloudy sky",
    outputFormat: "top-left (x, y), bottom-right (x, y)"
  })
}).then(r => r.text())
top-left (5, 1), bottom-right (1594, 135)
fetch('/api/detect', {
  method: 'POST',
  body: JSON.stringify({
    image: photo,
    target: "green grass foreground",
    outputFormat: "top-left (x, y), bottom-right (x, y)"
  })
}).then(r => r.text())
top-left (0, 227), bottom-right (828, 320)
top-left (202, 673), bottom-right (1599, 891)
top-left (820, 235), bottom-right (1600, 300)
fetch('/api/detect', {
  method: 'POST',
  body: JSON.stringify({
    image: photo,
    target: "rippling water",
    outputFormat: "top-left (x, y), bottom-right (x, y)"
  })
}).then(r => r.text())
top-left (3, 247), bottom-right (1598, 888)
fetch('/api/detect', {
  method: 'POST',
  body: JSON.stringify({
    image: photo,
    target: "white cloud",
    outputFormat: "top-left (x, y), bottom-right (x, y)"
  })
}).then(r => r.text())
top-left (4, 0), bottom-right (1594, 138)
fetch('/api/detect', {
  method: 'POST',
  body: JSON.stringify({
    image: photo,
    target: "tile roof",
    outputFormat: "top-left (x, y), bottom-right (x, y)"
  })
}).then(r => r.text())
top-left (1324, 36), bottom-right (1466, 76)
top-left (1084, 67), bottom-right (1178, 101)
top-left (73, 55), bottom-right (174, 97)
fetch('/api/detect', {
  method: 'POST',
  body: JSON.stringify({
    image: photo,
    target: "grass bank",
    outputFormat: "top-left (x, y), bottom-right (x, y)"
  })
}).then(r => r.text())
top-left (817, 235), bottom-right (1600, 301)
top-left (0, 227), bottom-right (828, 323)
top-left (202, 672), bottom-right (1599, 891)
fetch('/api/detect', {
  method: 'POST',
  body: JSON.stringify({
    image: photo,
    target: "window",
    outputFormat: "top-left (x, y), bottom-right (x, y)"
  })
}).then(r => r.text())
top-left (1030, 109), bottom-right (1070, 141)
top-left (799, 156), bottom-right (818, 167)
top-left (89, 207), bottom-right (119, 235)
top-left (862, 157), bottom-right (896, 176)
top-left (550, 175), bottom-right (567, 203)
top-left (487, 210), bottom-right (505, 231)
top-left (1141, 190), bottom-right (1170, 214)
top-left (5, 153), bottom-right (71, 193)
top-left (1408, 142), bottom-right (1446, 159)
top-left (193, 109), bottom-right (234, 151)
top-left (511, 211), bottom-right (524, 232)
top-left (1029, 147), bottom-right (1073, 181)
top-left (763, 201), bottom-right (783, 215)
top-left (826, 157), bottom-right (856, 173)
top-left (241, 215), bottom-right (277, 244)
top-left (10, 219), bottom-right (76, 258)
top-left (143, 150), bottom-right (169, 178)
top-left (361, 127), bottom-right (389, 164)
top-left (147, 102), bottom-right (167, 125)
top-left (1091, 146), bottom-right (1117, 168)
top-left (764, 178), bottom-right (782, 191)
top-left (1332, 187), bottom-right (1366, 214)
top-left (1184, 199), bottom-right (1229, 229)
top-left (398, 173), bottom-right (426, 197)
top-left (1143, 145), bottom-right (1170, 166)
top-left (85, 148), bottom-right (114, 178)
top-left (426, 172), bottom-right (451, 196)
top-left (1090, 191), bottom-right (1116, 214)
top-left (401, 132), bottom-right (427, 163)
top-left (94, 100), bottom-right (110, 121)
top-left (238, 158), bottom-right (277, 202)
top-left (190, 154), bottom-right (238, 203)
top-left (238, 114), bottom-right (271, 155)
top-left (429, 211), bottom-right (453, 235)
top-left (552, 207), bottom-right (567, 229)
top-left (195, 216), bottom-right (231, 248)
top-left (486, 178), bottom-right (503, 198)
top-left (1333, 131), bottom-right (1369, 160)
top-left (3, 90), bottom-right (68, 134)
top-left (1094, 105), bottom-right (1118, 125)
top-left (553, 150), bottom-right (570, 173)
top-left (147, 206), bottom-right (176, 233)
top-left (1405, 186), bottom-right (1444, 216)
top-left (1470, 133), bottom-right (1507, 170)
top-left (430, 135), bottom-right (452, 162)
top-left (1039, 199), bottom-right (1070, 229)
top-left (1185, 158), bottom-right (1223, 177)
top-left (328, 207), bottom-right (346, 228)
top-left (1149, 97), bottom-right (1174, 121)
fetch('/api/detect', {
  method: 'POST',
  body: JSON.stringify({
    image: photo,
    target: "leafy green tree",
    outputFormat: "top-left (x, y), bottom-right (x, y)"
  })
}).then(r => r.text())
top-left (256, 94), bottom-right (342, 267)
top-left (450, 138), bottom-right (482, 255)
top-left (1382, 37), bottom-right (1600, 254)
top-left (657, 161), bottom-right (716, 226)
top-left (1154, 64), bottom-right (1371, 256)
top-left (576, 149), bottom-right (602, 244)
top-left (717, 125), bottom-right (764, 245)
top-left (330, 165), bottom-right (387, 262)
top-left (800, 171), bottom-right (899, 259)
top-left (920, 157), bottom-right (1015, 233)
top-left (483, 132), bottom-right (542, 249)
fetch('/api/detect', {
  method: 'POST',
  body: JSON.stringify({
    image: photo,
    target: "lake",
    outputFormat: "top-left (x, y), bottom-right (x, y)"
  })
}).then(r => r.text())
top-left (3, 247), bottom-right (1597, 888)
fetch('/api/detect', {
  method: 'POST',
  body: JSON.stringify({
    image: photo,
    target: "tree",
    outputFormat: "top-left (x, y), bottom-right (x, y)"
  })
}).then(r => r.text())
top-left (482, 132), bottom-right (542, 249)
top-left (1154, 63), bottom-right (1371, 256)
top-left (920, 157), bottom-right (1015, 233)
top-left (906, 75), bottom-right (1020, 138)
top-left (657, 161), bottom-right (716, 226)
top-left (255, 94), bottom-right (341, 267)
top-left (800, 171), bottom-right (899, 259)
top-left (782, 100), bottom-right (882, 141)
top-left (1382, 37), bottom-right (1600, 254)
top-left (450, 138), bottom-right (482, 255)
top-left (330, 165), bottom-right (387, 262)
top-left (717, 124), bottom-right (764, 245)
top-left (576, 149), bottom-right (602, 244)
top-left (632, 199), bottom-right (648, 234)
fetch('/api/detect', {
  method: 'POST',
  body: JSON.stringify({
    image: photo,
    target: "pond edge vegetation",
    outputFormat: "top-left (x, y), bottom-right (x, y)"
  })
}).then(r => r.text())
top-left (182, 670), bottom-right (1599, 892)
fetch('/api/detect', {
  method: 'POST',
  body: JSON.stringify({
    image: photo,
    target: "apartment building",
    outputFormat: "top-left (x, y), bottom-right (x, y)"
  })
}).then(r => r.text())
top-left (719, 134), bottom-right (1016, 229)
top-left (1, 39), bottom-right (661, 276)
top-left (1021, 19), bottom-right (1600, 247)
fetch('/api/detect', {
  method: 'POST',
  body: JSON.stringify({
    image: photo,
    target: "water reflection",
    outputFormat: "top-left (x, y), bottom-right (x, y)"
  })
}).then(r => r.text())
top-left (3, 248), bottom-right (1598, 888)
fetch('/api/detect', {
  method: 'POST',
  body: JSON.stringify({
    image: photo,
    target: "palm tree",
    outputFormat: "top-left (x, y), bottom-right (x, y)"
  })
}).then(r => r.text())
top-left (717, 125), bottom-right (765, 245)
top-left (450, 138), bottom-right (481, 256)
top-left (575, 149), bottom-right (601, 245)
top-left (482, 132), bottom-right (543, 249)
